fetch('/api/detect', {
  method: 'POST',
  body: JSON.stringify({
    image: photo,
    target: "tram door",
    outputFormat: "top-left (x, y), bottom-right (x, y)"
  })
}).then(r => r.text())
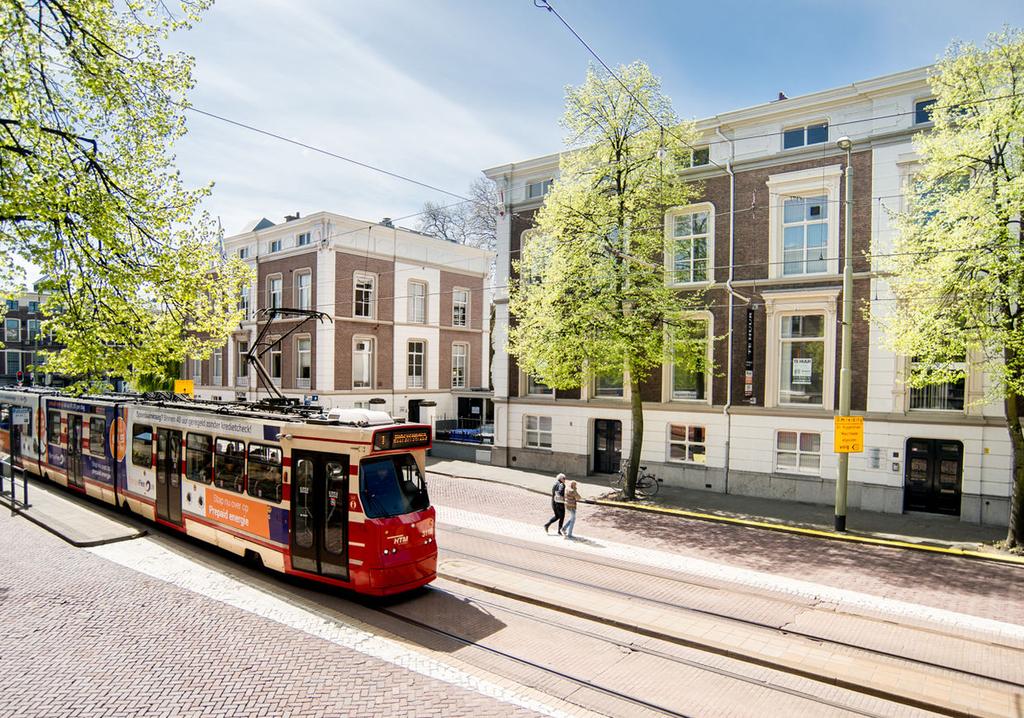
top-left (156, 428), bottom-right (183, 524)
top-left (67, 414), bottom-right (85, 489)
top-left (290, 450), bottom-right (349, 580)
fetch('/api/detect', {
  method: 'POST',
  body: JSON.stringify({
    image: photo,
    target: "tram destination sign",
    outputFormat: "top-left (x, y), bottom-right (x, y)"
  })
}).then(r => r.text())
top-left (374, 427), bottom-right (432, 451)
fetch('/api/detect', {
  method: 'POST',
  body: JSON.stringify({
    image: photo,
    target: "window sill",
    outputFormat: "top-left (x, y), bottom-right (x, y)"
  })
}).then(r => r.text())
top-left (773, 469), bottom-right (822, 479)
top-left (668, 280), bottom-right (713, 289)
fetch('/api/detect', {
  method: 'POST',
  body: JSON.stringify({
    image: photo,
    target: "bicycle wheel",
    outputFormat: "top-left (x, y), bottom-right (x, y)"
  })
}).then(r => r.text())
top-left (641, 472), bottom-right (660, 497)
top-left (634, 473), bottom-right (655, 499)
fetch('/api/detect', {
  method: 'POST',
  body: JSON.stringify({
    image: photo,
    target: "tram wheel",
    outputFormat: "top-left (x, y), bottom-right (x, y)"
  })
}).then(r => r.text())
top-left (244, 549), bottom-right (264, 569)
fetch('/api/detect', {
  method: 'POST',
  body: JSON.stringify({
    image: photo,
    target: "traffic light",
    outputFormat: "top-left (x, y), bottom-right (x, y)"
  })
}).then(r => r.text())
top-left (16, 370), bottom-right (23, 384)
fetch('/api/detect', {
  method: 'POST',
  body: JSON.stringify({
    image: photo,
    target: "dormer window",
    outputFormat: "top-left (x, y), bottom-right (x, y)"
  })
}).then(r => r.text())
top-left (783, 122), bottom-right (828, 150)
top-left (526, 179), bottom-right (553, 199)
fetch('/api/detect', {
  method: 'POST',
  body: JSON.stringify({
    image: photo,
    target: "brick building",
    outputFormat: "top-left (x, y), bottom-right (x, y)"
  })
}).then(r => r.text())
top-left (485, 66), bottom-right (1011, 526)
top-left (1, 284), bottom-right (66, 388)
top-left (190, 212), bottom-right (493, 423)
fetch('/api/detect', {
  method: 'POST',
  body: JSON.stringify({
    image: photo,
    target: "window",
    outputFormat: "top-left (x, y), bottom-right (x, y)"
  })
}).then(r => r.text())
top-left (212, 350), bottom-right (222, 383)
top-left (783, 122), bottom-right (828, 149)
top-left (296, 337), bottom-right (311, 383)
top-left (236, 340), bottom-right (249, 379)
top-left (354, 273), bottom-right (375, 318)
top-left (527, 375), bottom-right (553, 396)
top-left (776, 431), bottom-right (820, 475)
top-left (238, 246), bottom-right (250, 260)
top-left (408, 281), bottom-right (426, 323)
top-left (595, 368), bottom-right (624, 398)
top-left (526, 179), bottom-right (553, 199)
top-left (130, 423), bottom-right (152, 467)
top-left (269, 239), bottom-right (282, 253)
top-left (268, 276), bottom-right (282, 309)
top-left (909, 357), bottom-right (965, 411)
top-left (186, 433), bottom-right (214, 484)
top-left (915, 98), bottom-right (937, 125)
top-left (452, 288), bottom-right (469, 327)
top-left (359, 454), bottom-right (428, 518)
top-left (213, 438), bottom-right (245, 493)
top-left (686, 147), bottom-right (710, 168)
top-left (779, 314), bottom-right (825, 406)
top-left (295, 271), bottom-right (311, 310)
top-left (6, 351), bottom-right (19, 375)
top-left (668, 424), bottom-right (706, 464)
top-left (407, 340), bottom-right (425, 389)
top-left (669, 208), bottom-right (711, 284)
top-left (28, 301), bottom-right (38, 312)
top-left (239, 285), bottom-right (250, 319)
top-left (671, 320), bottom-right (708, 401)
top-left (782, 195), bottom-right (828, 275)
top-left (192, 358), bottom-right (202, 383)
top-left (27, 319), bottom-right (40, 341)
top-left (297, 232), bottom-right (311, 246)
top-left (89, 417), bottom-right (106, 457)
top-left (525, 415), bottom-right (553, 449)
top-left (5, 318), bottom-right (19, 342)
top-left (269, 344), bottom-right (282, 380)
top-left (452, 343), bottom-right (468, 389)
top-left (4, 299), bottom-right (17, 311)
top-left (353, 338), bottom-right (374, 388)
top-left (247, 443), bottom-right (282, 502)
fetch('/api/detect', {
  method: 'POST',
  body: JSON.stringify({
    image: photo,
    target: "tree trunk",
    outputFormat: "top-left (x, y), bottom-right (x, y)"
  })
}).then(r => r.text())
top-left (624, 373), bottom-right (643, 500)
top-left (1004, 389), bottom-right (1024, 548)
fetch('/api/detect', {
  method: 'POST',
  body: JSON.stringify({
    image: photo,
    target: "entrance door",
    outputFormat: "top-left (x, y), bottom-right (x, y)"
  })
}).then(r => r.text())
top-left (593, 419), bottom-right (622, 474)
top-left (904, 438), bottom-right (963, 515)
top-left (408, 399), bottom-right (422, 424)
top-left (290, 450), bottom-right (349, 580)
top-left (67, 414), bottom-right (84, 489)
top-left (156, 428), bottom-right (183, 524)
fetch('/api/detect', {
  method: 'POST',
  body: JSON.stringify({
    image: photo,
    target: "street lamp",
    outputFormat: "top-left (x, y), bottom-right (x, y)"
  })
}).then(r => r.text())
top-left (835, 136), bottom-right (853, 532)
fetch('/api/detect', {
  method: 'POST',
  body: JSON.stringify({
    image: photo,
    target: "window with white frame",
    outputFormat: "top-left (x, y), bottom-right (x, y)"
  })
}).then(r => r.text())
top-left (236, 340), bottom-right (249, 379)
top-left (295, 271), bottom-right (312, 310)
top-left (671, 319), bottom-right (708, 401)
top-left (685, 147), bottom-right (710, 168)
top-left (5, 318), bottom-right (19, 342)
top-left (353, 337), bottom-right (374, 388)
top-left (779, 314), bottom-right (825, 406)
top-left (452, 288), bottom-right (469, 327)
top-left (782, 195), bottom-right (828, 275)
top-left (239, 285), bottom-right (250, 319)
top-left (27, 319), bottom-right (40, 341)
top-left (238, 246), bottom-right (250, 260)
top-left (28, 301), bottom-right (38, 312)
top-left (268, 277), bottom-right (282, 309)
top-left (269, 239), bottom-right (282, 253)
top-left (909, 356), bottom-right (966, 411)
top-left (408, 281), bottom-right (426, 323)
top-left (297, 232), bottom-right (311, 246)
top-left (451, 343), bottom-right (468, 389)
top-left (6, 352), bottom-right (19, 375)
top-left (594, 368), bottom-right (624, 398)
top-left (192, 358), bottom-right (201, 382)
top-left (914, 98), bottom-right (937, 125)
top-left (668, 206), bottom-right (711, 284)
top-left (775, 430), bottom-right (821, 474)
top-left (354, 273), bottom-right (375, 318)
top-left (296, 337), bottom-right (311, 383)
top-left (212, 349), bottom-right (222, 383)
top-left (407, 340), bottom-right (425, 389)
top-left (526, 179), bottom-right (553, 199)
top-left (269, 344), bottom-right (282, 380)
top-left (668, 424), bottom-right (706, 464)
top-left (525, 415), bottom-right (552, 449)
top-left (783, 122), bottom-right (828, 150)
top-left (526, 374), bottom-right (553, 396)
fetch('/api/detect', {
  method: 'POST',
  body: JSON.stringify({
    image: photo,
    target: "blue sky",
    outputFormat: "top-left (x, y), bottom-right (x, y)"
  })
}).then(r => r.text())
top-left (168, 0), bottom-right (1024, 236)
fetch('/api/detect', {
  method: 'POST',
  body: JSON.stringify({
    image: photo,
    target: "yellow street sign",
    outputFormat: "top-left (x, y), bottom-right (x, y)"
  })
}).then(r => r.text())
top-left (174, 379), bottom-right (195, 397)
top-left (834, 415), bottom-right (864, 453)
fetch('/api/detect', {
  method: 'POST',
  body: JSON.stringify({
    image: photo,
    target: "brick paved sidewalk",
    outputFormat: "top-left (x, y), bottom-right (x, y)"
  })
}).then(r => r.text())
top-left (0, 513), bottom-right (554, 718)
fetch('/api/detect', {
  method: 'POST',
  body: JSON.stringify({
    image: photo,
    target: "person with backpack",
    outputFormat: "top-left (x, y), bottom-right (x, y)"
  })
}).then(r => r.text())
top-left (543, 473), bottom-right (567, 535)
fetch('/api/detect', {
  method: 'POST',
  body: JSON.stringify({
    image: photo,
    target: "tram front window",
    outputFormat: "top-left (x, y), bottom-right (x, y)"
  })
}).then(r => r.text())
top-left (360, 454), bottom-right (429, 518)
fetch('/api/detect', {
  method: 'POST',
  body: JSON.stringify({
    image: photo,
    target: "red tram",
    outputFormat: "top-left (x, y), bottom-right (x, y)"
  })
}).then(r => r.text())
top-left (0, 387), bottom-right (436, 596)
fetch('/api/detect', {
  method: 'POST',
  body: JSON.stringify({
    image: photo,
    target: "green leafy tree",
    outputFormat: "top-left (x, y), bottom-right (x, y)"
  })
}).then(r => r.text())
top-left (509, 62), bottom-right (706, 499)
top-left (881, 28), bottom-right (1024, 547)
top-left (0, 0), bottom-right (251, 391)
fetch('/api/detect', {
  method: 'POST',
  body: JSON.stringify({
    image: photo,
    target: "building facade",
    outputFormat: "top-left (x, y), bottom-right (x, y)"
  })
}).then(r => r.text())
top-left (1, 285), bottom-right (66, 388)
top-left (190, 212), bottom-right (493, 423)
top-left (485, 66), bottom-right (1011, 526)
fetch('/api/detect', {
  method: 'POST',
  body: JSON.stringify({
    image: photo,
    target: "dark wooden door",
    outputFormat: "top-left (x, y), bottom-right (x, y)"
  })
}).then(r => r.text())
top-left (593, 419), bottom-right (622, 474)
top-left (904, 439), bottom-right (962, 515)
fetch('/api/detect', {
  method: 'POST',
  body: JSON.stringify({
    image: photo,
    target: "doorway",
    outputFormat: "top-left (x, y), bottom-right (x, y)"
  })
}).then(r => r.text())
top-left (67, 414), bottom-right (84, 489)
top-left (593, 419), bottom-right (622, 474)
top-left (290, 450), bottom-right (350, 580)
top-left (408, 399), bottom-right (422, 424)
top-left (156, 427), bottom-right (183, 524)
top-left (904, 438), bottom-right (962, 515)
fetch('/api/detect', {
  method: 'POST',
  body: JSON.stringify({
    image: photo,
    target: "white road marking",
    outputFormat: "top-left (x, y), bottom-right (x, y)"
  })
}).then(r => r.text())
top-left (88, 539), bottom-right (573, 718)
top-left (436, 505), bottom-right (1024, 644)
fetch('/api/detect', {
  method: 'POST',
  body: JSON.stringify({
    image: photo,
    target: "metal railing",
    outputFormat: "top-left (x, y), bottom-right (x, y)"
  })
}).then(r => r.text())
top-left (1, 456), bottom-right (30, 515)
top-left (434, 416), bottom-right (494, 445)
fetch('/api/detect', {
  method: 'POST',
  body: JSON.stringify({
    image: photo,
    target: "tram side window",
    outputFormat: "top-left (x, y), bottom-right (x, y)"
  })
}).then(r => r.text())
top-left (131, 424), bottom-right (153, 467)
top-left (247, 443), bottom-right (282, 502)
top-left (89, 417), bottom-right (106, 457)
top-left (186, 433), bottom-right (214, 484)
top-left (214, 438), bottom-right (245, 493)
top-left (47, 411), bottom-right (61, 444)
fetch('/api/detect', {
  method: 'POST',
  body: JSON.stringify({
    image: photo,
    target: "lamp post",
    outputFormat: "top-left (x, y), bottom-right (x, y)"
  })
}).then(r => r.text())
top-left (834, 136), bottom-right (854, 532)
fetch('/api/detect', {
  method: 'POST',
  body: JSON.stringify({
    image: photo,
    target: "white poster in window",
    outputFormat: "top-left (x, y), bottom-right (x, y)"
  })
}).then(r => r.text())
top-left (792, 357), bottom-right (813, 385)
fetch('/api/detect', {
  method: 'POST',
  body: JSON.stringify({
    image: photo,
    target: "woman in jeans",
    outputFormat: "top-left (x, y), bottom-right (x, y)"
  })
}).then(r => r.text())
top-left (563, 480), bottom-right (581, 539)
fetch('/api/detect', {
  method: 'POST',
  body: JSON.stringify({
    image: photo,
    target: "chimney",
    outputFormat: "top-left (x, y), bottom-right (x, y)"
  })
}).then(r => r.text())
top-left (777, 91), bottom-right (788, 101)
top-left (284, 212), bottom-right (301, 222)
top-left (380, 217), bottom-right (394, 228)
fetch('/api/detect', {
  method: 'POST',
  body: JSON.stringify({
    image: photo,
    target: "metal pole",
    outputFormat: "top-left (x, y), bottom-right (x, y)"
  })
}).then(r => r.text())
top-left (835, 145), bottom-right (854, 532)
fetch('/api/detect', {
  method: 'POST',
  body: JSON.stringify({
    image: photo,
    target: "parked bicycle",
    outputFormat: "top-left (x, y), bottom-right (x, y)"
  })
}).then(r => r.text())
top-left (610, 460), bottom-right (661, 498)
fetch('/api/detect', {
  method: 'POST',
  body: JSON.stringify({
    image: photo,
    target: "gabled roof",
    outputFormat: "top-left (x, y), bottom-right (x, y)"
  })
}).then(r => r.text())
top-left (240, 217), bottom-right (276, 233)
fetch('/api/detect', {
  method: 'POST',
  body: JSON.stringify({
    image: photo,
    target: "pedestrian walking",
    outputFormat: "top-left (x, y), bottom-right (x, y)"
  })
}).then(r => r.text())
top-left (544, 473), bottom-right (567, 535)
top-left (563, 480), bottom-right (581, 539)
